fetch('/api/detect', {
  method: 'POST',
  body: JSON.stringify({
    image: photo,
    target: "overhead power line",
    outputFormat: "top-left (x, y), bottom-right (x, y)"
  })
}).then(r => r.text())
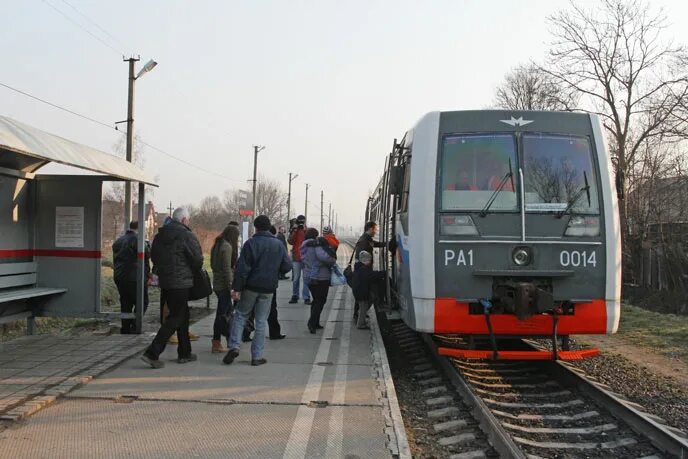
top-left (59, 0), bottom-right (130, 52)
top-left (0, 81), bottom-right (238, 182)
top-left (41, 0), bottom-right (124, 55)
top-left (0, 81), bottom-right (114, 130)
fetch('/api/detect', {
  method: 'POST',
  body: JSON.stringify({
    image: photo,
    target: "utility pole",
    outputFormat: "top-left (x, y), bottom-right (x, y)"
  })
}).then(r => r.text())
top-left (287, 172), bottom-right (299, 224)
top-left (167, 201), bottom-right (173, 216)
top-left (328, 203), bottom-right (332, 227)
top-left (304, 183), bottom-right (309, 223)
top-left (119, 56), bottom-right (156, 233)
top-left (123, 57), bottom-right (139, 232)
top-left (320, 190), bottom-right (324, 232)
top-left (251, 145), bottom-right (265, 220)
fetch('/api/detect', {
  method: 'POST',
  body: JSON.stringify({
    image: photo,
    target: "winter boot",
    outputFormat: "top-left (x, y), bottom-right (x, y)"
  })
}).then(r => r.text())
top-left (212, 339), bottom-right (227, 353)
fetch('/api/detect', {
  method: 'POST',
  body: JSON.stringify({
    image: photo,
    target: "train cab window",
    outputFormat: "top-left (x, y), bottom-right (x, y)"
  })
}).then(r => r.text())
top-left (522, 134), bottom-right (600, 214)
top-left (440, 134), bottom-right (518, 212)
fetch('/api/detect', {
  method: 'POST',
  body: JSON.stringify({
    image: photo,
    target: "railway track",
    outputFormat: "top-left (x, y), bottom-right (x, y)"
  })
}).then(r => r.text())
top-left (385, 321), bottom-right (688, 459)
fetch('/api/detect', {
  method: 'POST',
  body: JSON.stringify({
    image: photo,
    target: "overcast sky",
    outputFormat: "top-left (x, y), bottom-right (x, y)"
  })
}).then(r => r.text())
top-left (2, 0), bottom-right (688, 232)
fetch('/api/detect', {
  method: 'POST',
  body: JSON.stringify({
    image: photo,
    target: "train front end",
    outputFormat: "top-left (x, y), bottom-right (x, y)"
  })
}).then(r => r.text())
top-left (405, 111), bottom-right (620, 355)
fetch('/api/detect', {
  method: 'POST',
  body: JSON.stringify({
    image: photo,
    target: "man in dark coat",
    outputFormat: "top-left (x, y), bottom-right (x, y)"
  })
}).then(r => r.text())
top-left (354, 221), bottom-right (387, 261)
top-left (353, 221), bottom-right (387, 321)
top-left (223, 215), bottom-right (292, 366)
top-left (112, 221), bottom-right (150, 334)
top-left (141, 208), bottom-right (203, 368)
top-left (352, 251), bottom-right (385, 329)
top-left (277, 226), bottom-right (289, 280)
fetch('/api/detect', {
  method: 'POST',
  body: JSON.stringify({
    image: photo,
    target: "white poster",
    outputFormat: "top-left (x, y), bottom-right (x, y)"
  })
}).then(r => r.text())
top-left (55, 206), bottom-right (84, 248)
top-left (241, 221), bottom-right (249, 248)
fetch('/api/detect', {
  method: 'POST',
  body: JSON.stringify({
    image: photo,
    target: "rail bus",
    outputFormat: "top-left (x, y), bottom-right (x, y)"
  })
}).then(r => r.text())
top-left (366, 110), bottom-right (620, 360)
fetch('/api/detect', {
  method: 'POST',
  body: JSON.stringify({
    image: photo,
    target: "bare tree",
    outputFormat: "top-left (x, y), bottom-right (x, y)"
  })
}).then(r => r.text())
top-left (255, 175), bottom-right (287, 227)
top-left (494, 63), bottom-right (577, 111)
top-left (540, 0), bottom-right (688, 243)
top-left (192, 195), bottom-right (227, 231)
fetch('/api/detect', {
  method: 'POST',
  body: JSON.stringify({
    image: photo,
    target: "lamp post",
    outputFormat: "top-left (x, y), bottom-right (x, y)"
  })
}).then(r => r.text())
top-left (250, 145), bottom-right (265, 234)
top-left (122, 57), bottom-right (157, 232)
top-left (287, 172), bottom-right (299, 224)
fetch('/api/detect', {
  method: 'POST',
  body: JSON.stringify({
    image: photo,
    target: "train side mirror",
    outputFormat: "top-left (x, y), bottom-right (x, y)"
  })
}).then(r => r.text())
top-left (388, 166), bottom-right (404, 195)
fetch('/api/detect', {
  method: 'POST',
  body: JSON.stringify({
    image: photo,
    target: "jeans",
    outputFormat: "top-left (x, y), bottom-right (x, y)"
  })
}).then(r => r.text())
top-left (291, 261), bottom-right (311, 301)
top-left (308, 280), bottom-right (330, 329)
top-left (115, 280), bottom-right (149, 334)
top-left (146, 288), bottom-right (191, 359)
top-left (229, 289), bottom-right (272, 359)
top-left (213, 290), bottom-right (233, 343)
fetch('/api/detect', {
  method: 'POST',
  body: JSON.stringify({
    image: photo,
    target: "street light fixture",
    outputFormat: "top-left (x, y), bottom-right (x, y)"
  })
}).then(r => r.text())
top-left (136, 59), bottom-right (158, 79)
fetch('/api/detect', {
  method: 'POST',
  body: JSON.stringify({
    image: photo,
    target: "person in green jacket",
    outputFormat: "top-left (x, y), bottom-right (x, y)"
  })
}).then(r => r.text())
top-left (210, 224), bottom-right (240, 353)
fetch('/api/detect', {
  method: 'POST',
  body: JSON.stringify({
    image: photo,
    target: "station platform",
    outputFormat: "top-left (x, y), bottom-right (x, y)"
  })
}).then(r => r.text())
top-left (0, 259), bottom-right (408, 458)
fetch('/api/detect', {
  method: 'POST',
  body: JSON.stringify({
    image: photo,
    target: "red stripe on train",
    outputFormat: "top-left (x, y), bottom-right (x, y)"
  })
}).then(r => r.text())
top-left (434, 298), bottom-right (607, 335)
top-left (0, 249), bottom-right (102, 259)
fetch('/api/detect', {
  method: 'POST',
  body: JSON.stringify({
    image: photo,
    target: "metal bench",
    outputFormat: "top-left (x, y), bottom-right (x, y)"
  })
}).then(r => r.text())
top-left (0, 262), bottom-right (67, 332)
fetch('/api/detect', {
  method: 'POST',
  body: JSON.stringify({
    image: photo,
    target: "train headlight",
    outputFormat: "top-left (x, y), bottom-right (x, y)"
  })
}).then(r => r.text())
top-left (512, 246), bottom-right (532, 266)
top-left (440, 215), bottom-right (479, 236)
top-left (564, 216), bottom-right (600, 237)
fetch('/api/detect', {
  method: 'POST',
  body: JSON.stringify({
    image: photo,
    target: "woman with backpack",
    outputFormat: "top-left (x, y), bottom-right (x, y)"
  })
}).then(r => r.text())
top-left (300, 228), bottom-right (337, 334)
top-left (210, 224), bottom-right (240, 353)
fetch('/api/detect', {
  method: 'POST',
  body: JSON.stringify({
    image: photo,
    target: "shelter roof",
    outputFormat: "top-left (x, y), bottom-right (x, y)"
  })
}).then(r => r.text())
top-left (0, 115), bottom-right (156, 186)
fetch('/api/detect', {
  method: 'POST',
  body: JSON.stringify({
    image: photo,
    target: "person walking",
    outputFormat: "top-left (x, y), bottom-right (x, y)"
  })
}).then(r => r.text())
top-left (210, 224), bottom-right (239, 353)
top-left (223, 216), bottom-right (292, 366)
top-left (301, 228), bottom-right (337, 334)
top-left (141, 208), bottom-right (203, 369)
top-left (268, 226), bottom-right (286, 340)
top-left (277, 226), bottom-right (289, 280)
top-left (352, 251), bottom-right (386, 329)
top-left (288, 215), bottom-right (310, 304)
top-left (113, 221), bottom-right (150, 334)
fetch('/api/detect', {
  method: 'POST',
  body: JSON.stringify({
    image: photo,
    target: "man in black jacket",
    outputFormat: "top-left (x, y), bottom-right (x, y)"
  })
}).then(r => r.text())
top-left (352, 251), bottom-right (385, 329)
top-left (276, 226), bottom-right (289, 280)
top-left (223, 215), bottom-right (292, 366)
top-left (112, 221), bottom-right (150, 334)
top-left (141, 208), bottom-right (203, 369)
top-left (353, 221), bottom-right (387, 321)
top-left (354, 221), bottom-right (386, 261)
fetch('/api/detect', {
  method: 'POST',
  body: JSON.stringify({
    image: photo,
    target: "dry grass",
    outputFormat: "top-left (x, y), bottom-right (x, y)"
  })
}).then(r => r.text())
top-left (617, 303), bottom-right (688, 363)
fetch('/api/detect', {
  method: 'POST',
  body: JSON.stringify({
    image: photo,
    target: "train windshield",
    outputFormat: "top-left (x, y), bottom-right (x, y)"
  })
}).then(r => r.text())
top-left (440, 134), bottom-right (518, 212)
top-left (522, 134), bottom-right (600, 214)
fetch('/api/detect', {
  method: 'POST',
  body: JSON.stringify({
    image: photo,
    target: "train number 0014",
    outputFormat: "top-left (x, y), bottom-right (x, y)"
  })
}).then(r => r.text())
top-left (559, 250), bottom-right (596, 268)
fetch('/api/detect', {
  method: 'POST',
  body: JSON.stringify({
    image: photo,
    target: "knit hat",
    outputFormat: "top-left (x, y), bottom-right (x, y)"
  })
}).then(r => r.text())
top-left (359, 251), bottom-right (372, 264)
top-left (323, 226), bottom-right (333, 234)
top-left (254, 215), bottom-right (271, 232)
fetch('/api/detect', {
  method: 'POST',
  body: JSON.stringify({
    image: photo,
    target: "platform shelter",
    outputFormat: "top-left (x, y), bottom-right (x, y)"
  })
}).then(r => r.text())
top-left (0, 116), bottom-right (156, 333)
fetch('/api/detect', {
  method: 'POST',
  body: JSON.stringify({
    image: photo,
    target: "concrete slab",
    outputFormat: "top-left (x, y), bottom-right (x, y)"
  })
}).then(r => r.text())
top-left (0, 248), bottom-right (402, 458)
top-left (0, 399), bottom-right (388, 459)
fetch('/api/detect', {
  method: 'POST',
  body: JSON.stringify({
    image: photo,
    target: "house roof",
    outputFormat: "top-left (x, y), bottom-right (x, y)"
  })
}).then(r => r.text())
top-left (0, 115), bottom-right (157, 186)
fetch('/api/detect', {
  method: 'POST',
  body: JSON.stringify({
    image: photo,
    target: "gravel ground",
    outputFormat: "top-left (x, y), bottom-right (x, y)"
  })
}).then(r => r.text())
top-left (572, 352), bottom-right (688, 432)
top-left (534, 337), bottom-right (688, 433)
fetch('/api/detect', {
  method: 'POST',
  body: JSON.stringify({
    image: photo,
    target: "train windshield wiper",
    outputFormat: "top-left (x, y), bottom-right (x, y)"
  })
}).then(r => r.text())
top-left (479, 159), bottom-right (514, 217)
top-left (556, 171), bottom-right (591, 219)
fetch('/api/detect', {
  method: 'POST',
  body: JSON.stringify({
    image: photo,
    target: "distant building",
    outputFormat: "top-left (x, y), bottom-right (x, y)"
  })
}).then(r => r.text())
top-left (102, 199), bottom-right (158, 246)
top-left (133, 201), bottom-right (158, 241)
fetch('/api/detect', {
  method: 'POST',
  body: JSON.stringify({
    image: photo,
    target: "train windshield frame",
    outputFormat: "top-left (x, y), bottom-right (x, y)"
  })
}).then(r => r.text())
top-left (439, 134), bottom-right (519, 212)
top-left (522, 133), bottom-right (600, 215)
